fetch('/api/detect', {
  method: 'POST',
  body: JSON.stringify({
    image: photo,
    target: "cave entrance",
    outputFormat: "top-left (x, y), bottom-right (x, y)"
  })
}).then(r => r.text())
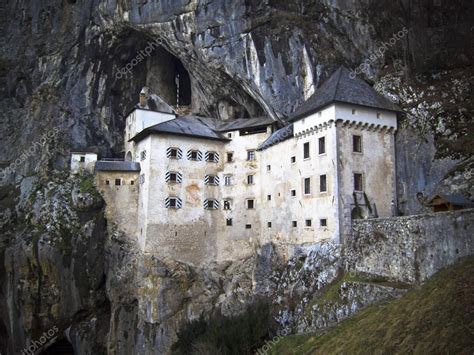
top-left (146, 48), bottom-right (191, 108)
top-left (40, 338), bottom-right (74, 355)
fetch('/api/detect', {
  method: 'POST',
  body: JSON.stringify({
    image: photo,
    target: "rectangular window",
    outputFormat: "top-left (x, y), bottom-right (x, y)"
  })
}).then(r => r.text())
top-left (304, 178), bottom-right (311, 195)
top-left (80, 156), bottom-right (85, 162)
top-left (303, 142), bottom-right (310, 159)
top-left (291, 189), bottom-right (296, 197)
top-left (247, 199), bottom-right (255, 209)
top-left (166, 197), bottom-right (182, 209)
top-left (166, 171), bottom-right (182, 183)
top-left (352, 109), bottom-right (357, 115)
top-left (169, 199), bottom-right (176, 208)
top-left (204, 199), bottom-right (219, 210)
top-left (305, 219), bottom-right (312, 227)
top-left (318, 137), bottom-right (326, 154)
top-left (354, 173), bottom-right (363, 191)
top-left (320, 174), bottom-right (327, 192)
top-left (223, 200), bottom-right (231, 210)
top-left (105, 180), bottom-right (110, 185)
top-left (205, 151), bottom-right (219, 162)
top-left (247, 150), bottom-right (256, 161)
top-left (291, 156), bottom-right (296, 164)
top-left (169, 172), bottom-right (177, 182)
top-left (353, 135), bottom-right (362, 153)
top-left (320, 218), bottom-right (327, 227)
top-left (245, 224), bottom-right (252, 229)
top-left (169, 148), bottom-right (178, 158)
top-left (115, 178), bottom-right (121, 186)
top-left (227, 152), bottom-right (234, 162)
top-left (224, 175), bottom-right (232, 186)
top-left (266, 165), bottom-right (271, 172)
top-left (292, 221), bottom-right (297, 227)
top-left (206, 175), bottom-right (218, 185)
top-left (267, 194), bottom-right (271, 201)
top-left (226, 218), bottom-right (233, 226)
top-left (187, 150), bottom-right (202, 161)
top-left (267, 222), bottom-right (272, 228)
top-left (376, 112), bottom-right (381, 118)
top-left (247, 175), bottom-right (254, 185)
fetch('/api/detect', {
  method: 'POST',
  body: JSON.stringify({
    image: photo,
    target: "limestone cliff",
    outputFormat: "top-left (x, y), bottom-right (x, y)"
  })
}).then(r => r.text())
top-left (0, 1), bottom-right (473, 354)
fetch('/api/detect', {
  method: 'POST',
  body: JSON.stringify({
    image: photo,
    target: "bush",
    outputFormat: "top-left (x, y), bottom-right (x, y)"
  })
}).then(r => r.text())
top-left (172, 299), bottom-right (273, 355)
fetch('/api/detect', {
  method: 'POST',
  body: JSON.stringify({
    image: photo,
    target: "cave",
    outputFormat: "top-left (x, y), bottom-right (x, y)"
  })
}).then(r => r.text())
top-left (39, 339), bottom-right (74, 355)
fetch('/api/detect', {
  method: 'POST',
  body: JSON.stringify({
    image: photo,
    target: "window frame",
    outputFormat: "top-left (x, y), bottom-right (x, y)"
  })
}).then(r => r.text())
top-left (304, 177), bottom-right (311, 195)
top-left (305, 219), bottom-right (312, 227)
top-left (247, 174), bottom-right (254, 185)
top-left (246, 199), bottom-right (255, 209)
top-left (320, 218), bottom-right (328, 227)
top-left (303, 142), bottom-right (310, 160)
top-left (318, 136), bottom-right (326, 155)
top-left (354, 172), bottom-right (364, 192)
top-left (247, 150), bottom-right (256, 161)
top-left (353, 135), bottom-right (363, 153)
top-left (319, 174), bottom-right (327, 193)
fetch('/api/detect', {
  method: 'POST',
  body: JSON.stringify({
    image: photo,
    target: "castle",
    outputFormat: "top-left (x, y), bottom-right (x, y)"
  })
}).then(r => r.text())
top-left (71, 66), bottom-right (401, 264)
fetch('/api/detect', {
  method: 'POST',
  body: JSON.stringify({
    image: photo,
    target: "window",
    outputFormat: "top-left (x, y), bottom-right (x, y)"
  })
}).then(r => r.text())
top-left (80, 156), bottom-right (85, 162)
top-left (247, 199), bottom-right (255, 209)
top-left (304, 178), bottom-right (311, 195)
top-left (352, 109), bottom-right (357, 115)
top-left (226, 218), bottom-right (233, 226)
top-left (205, 151), bottom-right (219, 162)
top-left (292, 221), bottom-right (297, 227)
top-left (223, 200), bottom-right (231, 210)
top-left (165, 197), bottom-right (182, 209)
top-left (247, 150), bottom-right (256, 161)
top-left (376, 112), bottom-right (381, 119)
top-left (227, 152), bottom-right (234, 162)
top-left (318, 136), bottom-right (326, 154)
top-left (354, 173), bottom-right (363, 191)
top-left (353, 135), bottom-right (362, 153)
top-left (267, 194), bottom-right (271, 201)
top-left (204, 199), bottom-right (219, 210)
top-left (205, 175), bottom-right (219, 186)
top-left (291, 189), bottom-right (296, 197)
top-left (224, 175), bottom-right (232, 186)
top-left (166, 171), bottom-right (182, 183)
top-left (105, 180), bottom-right (110, 185)
top-left (245, 224), bottom-right (252, 229)
top-left (305, 219), bottom-right (312, 227)
top-left (266, 165), bottom-right (271, 172)
top-left (140, 151), bottom-right (147, 161)
top-left (130, 180), bottom-right (135, 185)
top-left (227, 133), bottom-right (232, 138)
top-left (320, 218), bottom-right (327, 227)
top-left (247, 175), bottom-right (254, 185)
top-left (167, 147), bottom-right (182, 159)
top-left (115, 178), bottom-right (121, 186)
top-left (291, 156), bottom-right (296, 164)
top-left (320, 174), bottom-right (327, 192)
top-left (267, 222), bottom-right (272, 228)
top-left (187, 150), bottom-right (202, 161)
top-left (303, 142), bottom-right (310, 159)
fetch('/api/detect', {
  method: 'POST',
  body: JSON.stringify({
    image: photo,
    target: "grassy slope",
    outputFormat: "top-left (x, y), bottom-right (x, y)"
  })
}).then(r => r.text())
top-left (270, 257), bottom-right (474, 355)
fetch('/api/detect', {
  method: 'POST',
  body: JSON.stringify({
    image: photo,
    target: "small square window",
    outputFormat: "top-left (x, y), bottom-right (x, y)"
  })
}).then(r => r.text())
top-left (247, 199), bottom-right (255, 209)
top-left (245, 224), bottom-right (252, 229)
top-left (207, 175), bottom-right (217, 185)
top-left (247, 150), bottom-right (256, 161)
top-left (267, 222), bottom-right (272, 228)
top-left (130, 180), bottom-right (135, 185)
top-left (224, 175), bottom-right (232, 186)
top-left (320, 218), bottom-right (327, 227)
top-left (291, 156), bottom-right (296, 164)
top-left (206, 152), bottom-right (217, 162)
top-left (354, 173), bottom-right (363, 191)
top-left (105, 180), bottom-right (110, 185)
top-left (291, 189), bottom-right (296, 197)
top-left (247, 175), bottom-right (254, 185)
top-left (169, 198), bottom-right (177, 208)
top-left (303, 142), bottom-right (310, 159)
top-left (223, 200), bottom-right (231, 210)
top-left (80, 156), bottom-right (85, 162)
top-left (352, 109), bottom-right (357, 115)
top-left (226, 218), bottom-right (233, 226)
top-left (227, 152), bottom-right (234, 162)
top-left (169, 148), bottom-right (178, 158)
top-left (227, 133), bottom-right (232, 138)
top-left (292, 221), bottom-right (297, 227)
top-left (267, 194), bottom-right (271, 201)
top-left (320, 175), bottom-right (327, 192)
top-left (305, 219), bottom-right (312, 227)
top-left (353, 135), bottom-right (362, 153)
top-left (266, 165), bottom-right (271, 172)
top-left (169, 173), bottom-right (177, 182)
top-left (115, 178), bottom-right (121, 186)
top-left (376, 112), bottom-right (381, 118)
top-left (190, 151), bottom-right (198, 160)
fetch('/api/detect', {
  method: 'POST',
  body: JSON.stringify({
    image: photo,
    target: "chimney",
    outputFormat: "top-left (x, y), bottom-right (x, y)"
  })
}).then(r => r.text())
top-left (139, 87), bottom-right (148, 108)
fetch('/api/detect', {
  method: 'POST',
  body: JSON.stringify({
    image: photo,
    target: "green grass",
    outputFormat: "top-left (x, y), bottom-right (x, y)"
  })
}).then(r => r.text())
top-left (270, 257), bottom-right (474, 354)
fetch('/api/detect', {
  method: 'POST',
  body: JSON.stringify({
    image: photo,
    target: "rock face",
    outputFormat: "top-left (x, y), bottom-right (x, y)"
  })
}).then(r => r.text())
top-left (1, 1), bottom-right (473, 354)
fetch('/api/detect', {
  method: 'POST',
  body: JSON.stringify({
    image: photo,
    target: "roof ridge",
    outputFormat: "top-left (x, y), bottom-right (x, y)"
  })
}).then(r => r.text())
top-left (331, 66), bottom-right (344, 101)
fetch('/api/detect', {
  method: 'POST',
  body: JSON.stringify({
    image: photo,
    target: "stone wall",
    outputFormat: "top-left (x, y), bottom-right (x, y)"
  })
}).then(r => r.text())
top-left (346, 209), bottom-right (474, 283)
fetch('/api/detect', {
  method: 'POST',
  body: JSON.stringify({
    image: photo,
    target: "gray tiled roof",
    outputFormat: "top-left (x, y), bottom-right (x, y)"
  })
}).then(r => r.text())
top-left (258, 124), bottom-right (294, 151)
top-left (131, 116), bottom-right (274, 142)
top-left (289, 66), bottom-right (402, 121)
top-left (95, 161), bottom-right (141, 172)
